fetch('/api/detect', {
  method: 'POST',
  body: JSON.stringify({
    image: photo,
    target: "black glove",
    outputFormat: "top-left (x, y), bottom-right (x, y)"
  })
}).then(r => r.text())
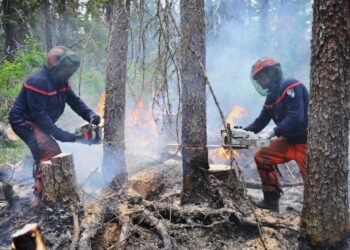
top-left (60, 132), bottom-right (77, 142)
top-left (89, 114), bottom-right (101, 125)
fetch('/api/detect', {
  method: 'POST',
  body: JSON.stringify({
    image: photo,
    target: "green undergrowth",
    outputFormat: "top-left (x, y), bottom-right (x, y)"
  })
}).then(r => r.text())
top-left (0, 141), bottom-right (29, 165)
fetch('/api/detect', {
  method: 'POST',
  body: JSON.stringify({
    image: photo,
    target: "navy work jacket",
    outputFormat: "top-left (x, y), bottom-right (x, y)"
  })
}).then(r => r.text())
top-left (244, 79), bottom-right (309, 144)
top-left (9, 67), bottom-right (94, 142)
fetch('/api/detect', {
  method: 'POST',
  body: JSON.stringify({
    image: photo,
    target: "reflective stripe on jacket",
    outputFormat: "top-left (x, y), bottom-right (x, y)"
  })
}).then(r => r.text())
top-left (245, 79), bottom-right (309, 144)
top-left (9, 67), bottom-right (94, 141)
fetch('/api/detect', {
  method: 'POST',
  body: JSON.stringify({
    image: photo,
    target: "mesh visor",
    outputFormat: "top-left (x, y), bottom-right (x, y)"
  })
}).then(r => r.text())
top-left (250, 72), bottom-right (268, 96)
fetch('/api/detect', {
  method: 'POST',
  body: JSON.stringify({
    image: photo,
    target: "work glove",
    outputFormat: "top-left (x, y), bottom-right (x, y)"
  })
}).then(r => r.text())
top-left (256, 129), bottom-right (275, 148)
top-left (89, 114), bottom-right (101, 125)
top-left (60, 132), bottom-right (77, 142)
top-left (259, 129), bottom-right (275, 140)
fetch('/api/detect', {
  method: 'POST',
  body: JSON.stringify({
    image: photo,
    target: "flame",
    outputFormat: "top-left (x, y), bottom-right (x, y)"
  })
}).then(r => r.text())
top-left (209, 147), bottom-right (249, 163)
top-left (209, 147), bottom-right (240, 163)
top-left (97, 91), bottom-right (106, 116)
top-left (226, 105), bottom-right (247, 125)
top-left (129, 98), bottom-right (159, 138)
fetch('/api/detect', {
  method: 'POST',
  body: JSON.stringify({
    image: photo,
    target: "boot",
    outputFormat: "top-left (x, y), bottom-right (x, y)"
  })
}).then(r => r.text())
top-left (252, 192), bottom-right (280, 212)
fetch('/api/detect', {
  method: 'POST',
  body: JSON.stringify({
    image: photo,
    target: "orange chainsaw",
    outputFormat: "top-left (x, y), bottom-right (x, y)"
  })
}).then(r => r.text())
top-left (75, 122), bottom-right (101, 145)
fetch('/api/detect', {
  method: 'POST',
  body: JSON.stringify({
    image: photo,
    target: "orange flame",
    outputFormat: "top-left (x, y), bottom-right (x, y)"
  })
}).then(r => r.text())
top-left (209, 147), bottom-right (239, 162)
top-left (97, 91), bottom-right (106, 116)
top-left (130, 98), bottom-right (158, 138)
top-left (226, 105), bottom-right (247, 125)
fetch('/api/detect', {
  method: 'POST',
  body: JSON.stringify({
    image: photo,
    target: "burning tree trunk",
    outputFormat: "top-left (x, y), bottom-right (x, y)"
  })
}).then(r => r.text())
top-left (102, 0), bottom-right (130, 184)
top-left (41, 153), bottom-right (80, 205)
top-left (180, 0), bottom-right (210, 204)
top-left (301, 0), bottom-right (350, 247)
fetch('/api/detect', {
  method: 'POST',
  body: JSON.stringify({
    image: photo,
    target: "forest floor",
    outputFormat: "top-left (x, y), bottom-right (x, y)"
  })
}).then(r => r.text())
top-left (0, 148), bottom-right (305, 250)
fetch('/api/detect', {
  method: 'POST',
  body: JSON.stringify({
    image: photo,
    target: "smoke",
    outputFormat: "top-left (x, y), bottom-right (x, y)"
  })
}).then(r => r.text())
top-left (206, 0), bottom-right (312, 134)
top-left (56, 0), bottom-right (313, 196)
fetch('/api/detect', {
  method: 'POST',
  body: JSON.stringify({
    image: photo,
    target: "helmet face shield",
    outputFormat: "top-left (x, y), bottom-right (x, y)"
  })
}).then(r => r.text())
top-left (45, 46), bottom-right (80, 81)
top-left (251, 72), bottom-right (269, 96)
top-left (250, 57), bottom-right (282, 96)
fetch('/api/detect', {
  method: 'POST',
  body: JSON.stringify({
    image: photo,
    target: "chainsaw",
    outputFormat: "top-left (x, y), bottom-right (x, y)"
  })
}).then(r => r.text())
top-left (221, 124), bottom-right (270, 149)
top-left (75, 123), bottom-right (102, 145)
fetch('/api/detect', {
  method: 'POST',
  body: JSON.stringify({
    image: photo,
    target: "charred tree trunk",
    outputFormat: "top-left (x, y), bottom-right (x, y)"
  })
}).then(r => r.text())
top-left (2, 0), bottom-right (17, 61)
top-left (301, 0), bottom-right (350, 247)
top-left (180, 0), bottom-right (210, 204)
top-left (42, 0), bottom-right (53, 52)
top-left (102, 0), bottom-right (130, 184)
top-left (41, 153), bottom-right (80, 205)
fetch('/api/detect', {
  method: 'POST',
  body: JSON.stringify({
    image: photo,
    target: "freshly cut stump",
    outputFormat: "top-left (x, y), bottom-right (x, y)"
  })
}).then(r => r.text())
top-left (11, 223), bottom-right (47, 250)
top-left (209, 164), bottom-right (237, 181)
top-left (42, 153), bottom-right (80, 204)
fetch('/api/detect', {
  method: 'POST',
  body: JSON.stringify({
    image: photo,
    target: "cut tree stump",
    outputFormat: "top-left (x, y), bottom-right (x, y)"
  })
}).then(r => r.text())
top-left (11, 223), bottom-right (47, 250)
top-left (42, 153), bottom-right (80, 205)
top-left (209, 164), bottom-right (236, 181)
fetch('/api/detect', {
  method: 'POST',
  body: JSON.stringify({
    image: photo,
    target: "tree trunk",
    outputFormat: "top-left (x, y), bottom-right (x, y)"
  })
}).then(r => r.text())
top-left (301, 0), bottom-right (350, 247)
top-left (2, 0), bottom-right (17, 61)
top-left (41, 153), bottom-right (80, 205)
top-left (42, 0), bottom-right (53, 52)
top-left (102, 0), bottom-right (130, 183)
top-left (56, 0), bottom-right (68, 46)
top-left (180, 0), bottom-right (209, 203)
top-left (260, 0), bottom-right (269, 52)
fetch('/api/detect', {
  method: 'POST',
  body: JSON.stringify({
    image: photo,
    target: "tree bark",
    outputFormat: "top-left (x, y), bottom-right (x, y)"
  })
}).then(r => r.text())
top-left (102, 0), bottom-right (130, 183)
top-left (2, 0), bottom-right (17, 61)
top-left (180, 0), bottom-right (209, 203)
top-left (301, 0), bottom-right (350, 247)
top-left (42, 0), bottom-right (53, 52)
top-left (56, 0), bottom-right (68, 46)
top-left (41, 153), bottom-right (80, 205)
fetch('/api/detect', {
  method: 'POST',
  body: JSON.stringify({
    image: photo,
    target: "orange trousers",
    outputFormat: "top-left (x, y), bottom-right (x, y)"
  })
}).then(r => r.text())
top-left (254, 137), bottom-right (307, 193)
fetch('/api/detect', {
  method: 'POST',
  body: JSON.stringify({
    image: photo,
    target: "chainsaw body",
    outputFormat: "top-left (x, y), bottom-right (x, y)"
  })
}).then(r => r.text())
top-left (75, 124), bottom-right (101, 145)
top-left (221, 126), bottom-right (270, 149)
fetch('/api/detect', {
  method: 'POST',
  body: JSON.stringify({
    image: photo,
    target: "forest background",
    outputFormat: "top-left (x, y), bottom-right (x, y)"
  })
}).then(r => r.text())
top-left (0, 0), bottom-right (312, 180)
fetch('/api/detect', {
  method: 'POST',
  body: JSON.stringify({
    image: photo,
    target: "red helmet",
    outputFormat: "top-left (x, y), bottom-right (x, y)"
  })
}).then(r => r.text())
top-left (251, 57), bottom-right (279, 79)
top-left (250, 57), bottom-right (282, 96)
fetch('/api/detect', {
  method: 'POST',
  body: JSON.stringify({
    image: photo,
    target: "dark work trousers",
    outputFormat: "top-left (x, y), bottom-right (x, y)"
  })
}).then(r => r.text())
top-left (11, 121), bottom-right (61, 197)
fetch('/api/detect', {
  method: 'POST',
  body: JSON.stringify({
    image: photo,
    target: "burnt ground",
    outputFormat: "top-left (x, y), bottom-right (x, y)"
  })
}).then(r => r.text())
top-left (0, 151), bottom-right (305, 250)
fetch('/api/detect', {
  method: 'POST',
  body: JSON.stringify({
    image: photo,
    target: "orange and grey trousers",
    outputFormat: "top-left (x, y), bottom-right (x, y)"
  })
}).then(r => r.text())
top-left (254, 137), bottom-right (307, 193)
top-left (11, 121), bottom-right (61, 197)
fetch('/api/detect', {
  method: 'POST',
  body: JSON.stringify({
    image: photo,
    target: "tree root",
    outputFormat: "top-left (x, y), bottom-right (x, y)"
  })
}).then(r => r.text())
top-left (132, 211), bottom-right (175, 249)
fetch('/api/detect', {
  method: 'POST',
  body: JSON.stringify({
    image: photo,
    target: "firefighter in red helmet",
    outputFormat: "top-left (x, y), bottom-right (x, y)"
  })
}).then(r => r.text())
top-left (9, 46), bottom-right (100, 209)
top-left (244, 57), bottom-right (309, 212)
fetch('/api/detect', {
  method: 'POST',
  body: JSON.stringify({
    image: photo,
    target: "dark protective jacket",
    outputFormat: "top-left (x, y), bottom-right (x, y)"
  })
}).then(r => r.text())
top-left (244, 79), bottom-right (309, 144)
top-left (9, 67), bottom-right (94, 142)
